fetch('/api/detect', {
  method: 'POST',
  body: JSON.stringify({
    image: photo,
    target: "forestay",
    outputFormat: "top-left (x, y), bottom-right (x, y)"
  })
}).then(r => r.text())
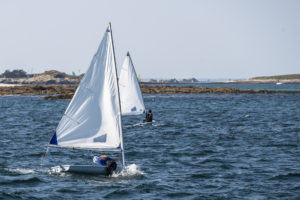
top-left (49, 26), bottom-right (122, 151)
top-left (119, 52), bottom-right (145, 115)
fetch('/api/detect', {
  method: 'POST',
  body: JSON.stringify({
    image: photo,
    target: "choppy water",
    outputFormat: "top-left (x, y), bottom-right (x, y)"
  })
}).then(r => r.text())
top-left (0, 91), bottom-right (300, 199)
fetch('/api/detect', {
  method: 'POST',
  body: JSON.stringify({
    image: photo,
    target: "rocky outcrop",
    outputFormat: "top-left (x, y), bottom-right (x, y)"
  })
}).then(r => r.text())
top-left (0, 84), bottom-right (299, 100)
top-left (0, 85), bottom-right (76, 95)
top-left (140, 85), bottom-right (299, 94)
top-left (43, 93), bottom-right (74, 100)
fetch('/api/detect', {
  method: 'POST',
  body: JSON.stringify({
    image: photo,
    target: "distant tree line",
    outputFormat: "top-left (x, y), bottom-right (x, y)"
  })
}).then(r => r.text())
top-left (0, 69), bottom-right (28, 78)
top-left (0, 69), bottom-right (84, 79)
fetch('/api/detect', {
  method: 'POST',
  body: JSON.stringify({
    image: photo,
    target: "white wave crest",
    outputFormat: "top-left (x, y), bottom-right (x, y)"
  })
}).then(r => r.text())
top-left (152, 123), bottom-right (166, 127)
top-left (112, 164), bottom-right (145, 178)
top-left (5, 168), bottom-right (36, 174)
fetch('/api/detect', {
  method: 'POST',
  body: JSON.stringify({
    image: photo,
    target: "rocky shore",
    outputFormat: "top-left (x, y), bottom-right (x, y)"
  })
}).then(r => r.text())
top-left (141, 85), bottom-right (299, 94)
top-left (0, 84), bottom-right (299, 100)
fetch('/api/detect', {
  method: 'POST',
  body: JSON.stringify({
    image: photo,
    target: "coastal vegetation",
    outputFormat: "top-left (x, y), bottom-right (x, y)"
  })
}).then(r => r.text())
top-left (0, 70), bottom-right (81, 85)
top-left (250, 74), bottom-right (300, 80)
top-left (0, 69), bottom-right (29, 78)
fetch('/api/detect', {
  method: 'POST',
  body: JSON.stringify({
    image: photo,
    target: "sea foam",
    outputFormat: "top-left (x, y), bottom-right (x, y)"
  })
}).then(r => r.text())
top-left (5, 168), bottom-right (36, 174)
top-left (112, 164), bottom-right (145, 178)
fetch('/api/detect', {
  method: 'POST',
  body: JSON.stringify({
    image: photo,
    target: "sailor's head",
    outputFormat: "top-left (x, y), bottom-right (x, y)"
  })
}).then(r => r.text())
top-left (148, 109), bottom-right (152, 113)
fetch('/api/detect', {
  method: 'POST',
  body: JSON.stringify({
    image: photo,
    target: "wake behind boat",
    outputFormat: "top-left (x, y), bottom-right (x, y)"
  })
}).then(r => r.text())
top-left (47, 23), bottom-right (125, 175)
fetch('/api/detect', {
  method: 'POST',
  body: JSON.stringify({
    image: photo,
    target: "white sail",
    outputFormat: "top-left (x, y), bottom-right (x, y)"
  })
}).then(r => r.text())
top-left (119, 52), bottom-right (145, 115)
top-left (49, 25), bottom-right (123, 151)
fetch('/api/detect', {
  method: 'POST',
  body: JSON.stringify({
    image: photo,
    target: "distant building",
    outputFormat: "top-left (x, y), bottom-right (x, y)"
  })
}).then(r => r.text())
top-left (182, 78), bottom-right (199, 83)
top-left (149, 79), bottom-right (158, 83)
top-left (168, 78), bottom-right (179, 83)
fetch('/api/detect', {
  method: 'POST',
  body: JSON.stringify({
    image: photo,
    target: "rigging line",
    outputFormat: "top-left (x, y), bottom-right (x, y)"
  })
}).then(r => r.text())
top-left (40, 146), bottom-right (49, 170)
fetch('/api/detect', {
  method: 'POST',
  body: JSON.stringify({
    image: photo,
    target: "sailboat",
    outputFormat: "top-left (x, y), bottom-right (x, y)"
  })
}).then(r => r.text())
top-left (48, 23), bottom-right (125, 174)
top-left (119, 52), bottom-right (145, 116)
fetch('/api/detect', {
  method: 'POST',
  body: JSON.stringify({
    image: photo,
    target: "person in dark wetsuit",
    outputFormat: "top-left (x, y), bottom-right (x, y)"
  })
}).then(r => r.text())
top-left (94, 155), bottom-right (117, 176)
top-left (144, 109), bottom-right (153, 122)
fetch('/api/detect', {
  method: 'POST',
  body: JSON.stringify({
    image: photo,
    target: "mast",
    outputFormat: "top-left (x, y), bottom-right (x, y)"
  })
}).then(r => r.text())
top-left (109, 22), bottom-right (125, 166)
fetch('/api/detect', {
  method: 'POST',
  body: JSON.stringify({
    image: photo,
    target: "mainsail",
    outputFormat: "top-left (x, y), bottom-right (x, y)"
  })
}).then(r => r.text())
top-left (49, 24), bottom-right (123, 152)
top-left (119, 52), bottom-right (145, 115)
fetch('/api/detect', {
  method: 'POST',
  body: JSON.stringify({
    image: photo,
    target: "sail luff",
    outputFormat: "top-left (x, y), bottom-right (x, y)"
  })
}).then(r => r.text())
top-left (119, 52), bottom-right (145, 116)
top-left (127, 52), bottom-right (145, 112)
top-left (109, 22), bottom-right (125, 166)
top-left (49, 24), bottom-right (122, 151)
top-left (50, 28), bottom-right (107, 147)
top-left (49, 55), bottom-right (96, 145)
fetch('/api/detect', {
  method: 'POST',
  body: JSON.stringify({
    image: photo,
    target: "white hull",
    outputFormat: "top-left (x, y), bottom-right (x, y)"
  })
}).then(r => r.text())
top-left (60, 165), bottom-right (111, 175)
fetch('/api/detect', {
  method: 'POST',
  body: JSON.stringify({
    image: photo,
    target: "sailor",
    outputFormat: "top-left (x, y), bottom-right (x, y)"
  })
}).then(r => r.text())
top-left (93, 155), bottom-right (117, 176)
top-left (144, 109), bottom-right (153, 122)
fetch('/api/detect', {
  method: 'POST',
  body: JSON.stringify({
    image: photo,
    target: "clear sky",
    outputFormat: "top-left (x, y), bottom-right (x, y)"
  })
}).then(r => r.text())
top-left (0, 0), bottom-right (299, 79)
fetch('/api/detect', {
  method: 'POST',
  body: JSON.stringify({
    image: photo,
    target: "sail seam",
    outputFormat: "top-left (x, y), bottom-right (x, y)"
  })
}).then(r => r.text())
top-left (63, 114), bottom-right (81, 125)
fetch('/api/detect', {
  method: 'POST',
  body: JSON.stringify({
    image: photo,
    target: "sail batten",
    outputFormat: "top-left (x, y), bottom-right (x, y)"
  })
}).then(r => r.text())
top-left (50, 25), bottom-right (122, 151)
top-left (119, 52), bottom-right (145, 116)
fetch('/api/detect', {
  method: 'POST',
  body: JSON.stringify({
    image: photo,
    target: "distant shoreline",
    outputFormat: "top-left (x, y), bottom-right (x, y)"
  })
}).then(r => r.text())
top-left (142, 80), bottom-right (300, 84)
top-left (1, 70), bottom-right (300, 85)
top-left (0, 84), bottom-right (299, 100)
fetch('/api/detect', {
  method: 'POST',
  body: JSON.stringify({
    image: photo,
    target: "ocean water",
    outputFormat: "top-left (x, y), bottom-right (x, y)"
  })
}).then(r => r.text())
top-left (0, 92), bottom-right (300, 199)
top-left (153, 83), bottom-right (300, 91)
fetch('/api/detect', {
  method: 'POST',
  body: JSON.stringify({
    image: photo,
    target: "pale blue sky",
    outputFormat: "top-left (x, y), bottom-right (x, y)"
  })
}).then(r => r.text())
top-left (0, 0), bottom-right (299, 79)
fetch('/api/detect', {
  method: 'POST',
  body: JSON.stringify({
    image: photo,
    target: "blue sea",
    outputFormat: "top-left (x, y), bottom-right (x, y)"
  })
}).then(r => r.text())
top-left (0, 84), bottom-right (300, 199)
top-left (152, 83), bottom-right (300, 92)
